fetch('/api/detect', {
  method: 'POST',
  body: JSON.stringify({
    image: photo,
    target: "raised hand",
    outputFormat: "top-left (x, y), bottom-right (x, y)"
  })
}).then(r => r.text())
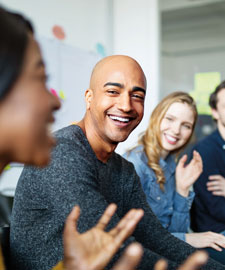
top-left (207, 175), bottom-right (225, 197)
top-left (63, 204), bottom-right (144, 270)
top-left (154, 251), bottom-right (208, 270)
top-left (176, 151), bottom-right (203, 197)
top-left (186, 232), bottom-right (225, 251)
top-left (111, 243), bottom-right (143, 270)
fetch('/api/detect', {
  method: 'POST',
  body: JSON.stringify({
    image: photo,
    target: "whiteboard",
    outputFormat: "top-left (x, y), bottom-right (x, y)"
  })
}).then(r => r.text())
top-left (0, 36), bottom-right (101, 196)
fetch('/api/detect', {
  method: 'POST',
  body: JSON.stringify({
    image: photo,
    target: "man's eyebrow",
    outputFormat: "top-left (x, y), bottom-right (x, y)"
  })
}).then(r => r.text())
top-left (104, 82), bottom-right (124, 88)
top-left (133, 87), bottom-right (146, 95)
top-left (104, 82), bottom-right (146, 94)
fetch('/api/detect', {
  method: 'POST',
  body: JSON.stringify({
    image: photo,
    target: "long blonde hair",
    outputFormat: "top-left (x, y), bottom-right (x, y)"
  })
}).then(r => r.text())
top-left (140, 91), bottom-right (197, 191)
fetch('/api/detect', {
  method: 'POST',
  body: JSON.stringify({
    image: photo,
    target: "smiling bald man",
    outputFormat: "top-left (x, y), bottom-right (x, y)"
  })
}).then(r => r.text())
top-left (11, 56), bottom-right (224, 270)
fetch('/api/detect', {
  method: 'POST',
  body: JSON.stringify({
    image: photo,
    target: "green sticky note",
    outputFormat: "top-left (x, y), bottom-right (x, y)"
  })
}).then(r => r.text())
top-left (4, 164), bottom-right (10, 170)
top-left (190, 72), bottom-right (221, 115)
top-left (59, 90), bottom-right (66, 100)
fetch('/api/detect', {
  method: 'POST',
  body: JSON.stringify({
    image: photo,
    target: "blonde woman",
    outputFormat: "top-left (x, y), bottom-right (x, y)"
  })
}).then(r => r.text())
top-left (123, 92), bottom-right (225, 263)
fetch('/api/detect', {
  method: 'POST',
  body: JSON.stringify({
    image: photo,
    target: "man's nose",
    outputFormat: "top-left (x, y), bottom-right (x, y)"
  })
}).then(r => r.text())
top-left (117, 93), bottom-right (132, 112)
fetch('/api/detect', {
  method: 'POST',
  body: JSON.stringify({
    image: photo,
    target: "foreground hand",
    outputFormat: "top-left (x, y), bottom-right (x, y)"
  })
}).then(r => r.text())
top-left (186, 232), bottom-right (225, 251)
top-left (154, 251), bottom-right (208, 270)
top-left (207, 175), bottom-right (225, 197)
top-left (111, 243), bottom-right (143, 270)
top-left (63, 204), bottom-right (144, 270)
top-left (176, 151), bottom-right (203, 197)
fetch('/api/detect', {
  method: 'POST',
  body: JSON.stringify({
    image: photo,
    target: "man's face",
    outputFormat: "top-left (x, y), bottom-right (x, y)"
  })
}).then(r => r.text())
top-left (86, 57), bottom-right (146, 145)
top-left (212, 88), bottom-right (225, 131)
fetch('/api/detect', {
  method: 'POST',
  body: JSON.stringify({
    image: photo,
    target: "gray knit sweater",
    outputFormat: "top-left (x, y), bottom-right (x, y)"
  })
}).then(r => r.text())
top-left (10, 125), bottom-right (225, 270)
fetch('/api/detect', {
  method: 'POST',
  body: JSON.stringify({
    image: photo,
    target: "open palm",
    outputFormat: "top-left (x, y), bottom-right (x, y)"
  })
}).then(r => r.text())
top-left (176, 151), bottom-right (203, 197)
top-left (63, 204), bottom-right (144, 270)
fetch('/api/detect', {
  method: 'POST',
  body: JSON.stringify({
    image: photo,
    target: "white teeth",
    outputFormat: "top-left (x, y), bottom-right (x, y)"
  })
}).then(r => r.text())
top-left (109, 115), bottom-right (130, 122)
top-left (166, 134), bottom-right (177, 142)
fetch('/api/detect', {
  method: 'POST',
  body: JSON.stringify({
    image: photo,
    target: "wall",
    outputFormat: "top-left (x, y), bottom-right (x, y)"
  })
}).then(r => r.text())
top-left (0, 0), bottom-right (161, 194)
top-left (113, 0), bottom-right (161, 154)
top-left (161, 1), bottom-right (225, 98)
top-left (162, 51), bottom-right (225, 99)
top-left (0, 0), bottom-right (113, 54)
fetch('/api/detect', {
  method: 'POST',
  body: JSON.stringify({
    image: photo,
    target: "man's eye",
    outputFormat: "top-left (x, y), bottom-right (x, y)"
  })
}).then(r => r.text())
top-left (132, 94), bottom-right (144, 100)
top-left (107, 90), bottom-right (118, 94)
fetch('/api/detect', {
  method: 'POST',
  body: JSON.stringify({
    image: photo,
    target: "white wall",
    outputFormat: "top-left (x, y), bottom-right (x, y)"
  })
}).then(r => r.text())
top-left (113, 0), bottom-right (161, 154)
top-left (0, 0), bottom-right (113, 54)
top-left (162, 51), bottom-right (225, 99)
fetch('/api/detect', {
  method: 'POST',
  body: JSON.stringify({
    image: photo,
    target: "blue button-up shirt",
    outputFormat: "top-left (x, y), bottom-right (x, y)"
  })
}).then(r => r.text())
top-left (123, 145), bottom-right (195, 241)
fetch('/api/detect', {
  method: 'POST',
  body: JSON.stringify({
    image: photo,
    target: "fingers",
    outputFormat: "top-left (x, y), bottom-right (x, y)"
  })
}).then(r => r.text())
top-left (112, 243), bottom-right (143, 270)
top-left (208, 175), bottom-right (224, 181)
top-left (209, 243), bottom-right (223, 251)
top-left (194, 151), bottom-right (203, 170)
top-left (189, 151), bottom-right (203, 170)
top-left (201, 232), bottom-right (225, 251)
top-left (207, 180), bottom-right (220, 188)
top-left (101, 209), bottom-right (143, 262)
top-left (96, 203), bottom-right (117, 230)
top-left (207, 175), bottom-right (225, 195)
top-left (211, 191), bottom-right (224, 196)
top-left (154, 259), bottom-right (168, 270)
top-left (109, 208), bottom-right (144, 239)
top-left (208, 232), bottom-right (225, 251)
top-left (64, 205), bottom-right (80, 238)
top-left (207, 182), bottom-right (221, 192)
top-left (178, 251), bottom-right (208, 270)
top-left (177, 154), bottom-right (187, 168)
top-left (207, 184), bottom-right (223, 194)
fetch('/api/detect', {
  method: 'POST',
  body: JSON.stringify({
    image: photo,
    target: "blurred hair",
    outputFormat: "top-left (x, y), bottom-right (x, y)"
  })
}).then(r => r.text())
top-left (209, 80), bottom-right (225, 110)
top-left (139, 91), bottom-right (197, 191)
top-left (6, 10), bottom-right (34, 33)
top-left (0, 7), bottom-right (33, 100)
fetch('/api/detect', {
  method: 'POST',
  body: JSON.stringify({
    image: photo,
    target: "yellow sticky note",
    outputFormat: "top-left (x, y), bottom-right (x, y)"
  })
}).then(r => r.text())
top-left (195, 72), bottom-right (221, 92)
top-left (59, 90), bottom-right (66, 100)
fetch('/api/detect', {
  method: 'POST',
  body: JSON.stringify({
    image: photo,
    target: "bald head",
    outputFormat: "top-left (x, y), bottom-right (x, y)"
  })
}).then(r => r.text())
top-left (82, 54), bottom-right (147, 152)
top-left (89, 55), bottom-right (146, 90)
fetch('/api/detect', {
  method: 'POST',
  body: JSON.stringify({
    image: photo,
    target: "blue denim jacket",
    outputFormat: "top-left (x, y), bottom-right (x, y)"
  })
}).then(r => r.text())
top-left (123, 145), bottom-right (195, 242)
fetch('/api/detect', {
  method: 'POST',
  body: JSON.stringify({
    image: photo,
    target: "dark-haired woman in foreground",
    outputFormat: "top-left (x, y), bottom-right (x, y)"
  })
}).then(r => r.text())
top-left (0, 7), bottom-right (146, 270)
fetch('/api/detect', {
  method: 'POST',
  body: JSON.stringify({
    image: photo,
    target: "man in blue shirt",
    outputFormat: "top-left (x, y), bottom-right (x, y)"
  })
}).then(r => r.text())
top-left (192, 81), bottom-right (225, 235)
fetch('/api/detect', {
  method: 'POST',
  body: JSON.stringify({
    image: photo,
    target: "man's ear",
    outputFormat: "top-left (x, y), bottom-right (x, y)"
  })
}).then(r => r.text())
top-left (85, 89), bottom-right (93, 110)
top-left (211, 108), bottom-right (219, 121)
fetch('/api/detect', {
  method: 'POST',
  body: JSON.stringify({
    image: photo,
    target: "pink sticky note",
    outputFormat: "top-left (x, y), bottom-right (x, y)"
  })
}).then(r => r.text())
top-left (52, 25), bottom-right (66, 40)
top-left (50, 88), bottom-right (58, 97)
